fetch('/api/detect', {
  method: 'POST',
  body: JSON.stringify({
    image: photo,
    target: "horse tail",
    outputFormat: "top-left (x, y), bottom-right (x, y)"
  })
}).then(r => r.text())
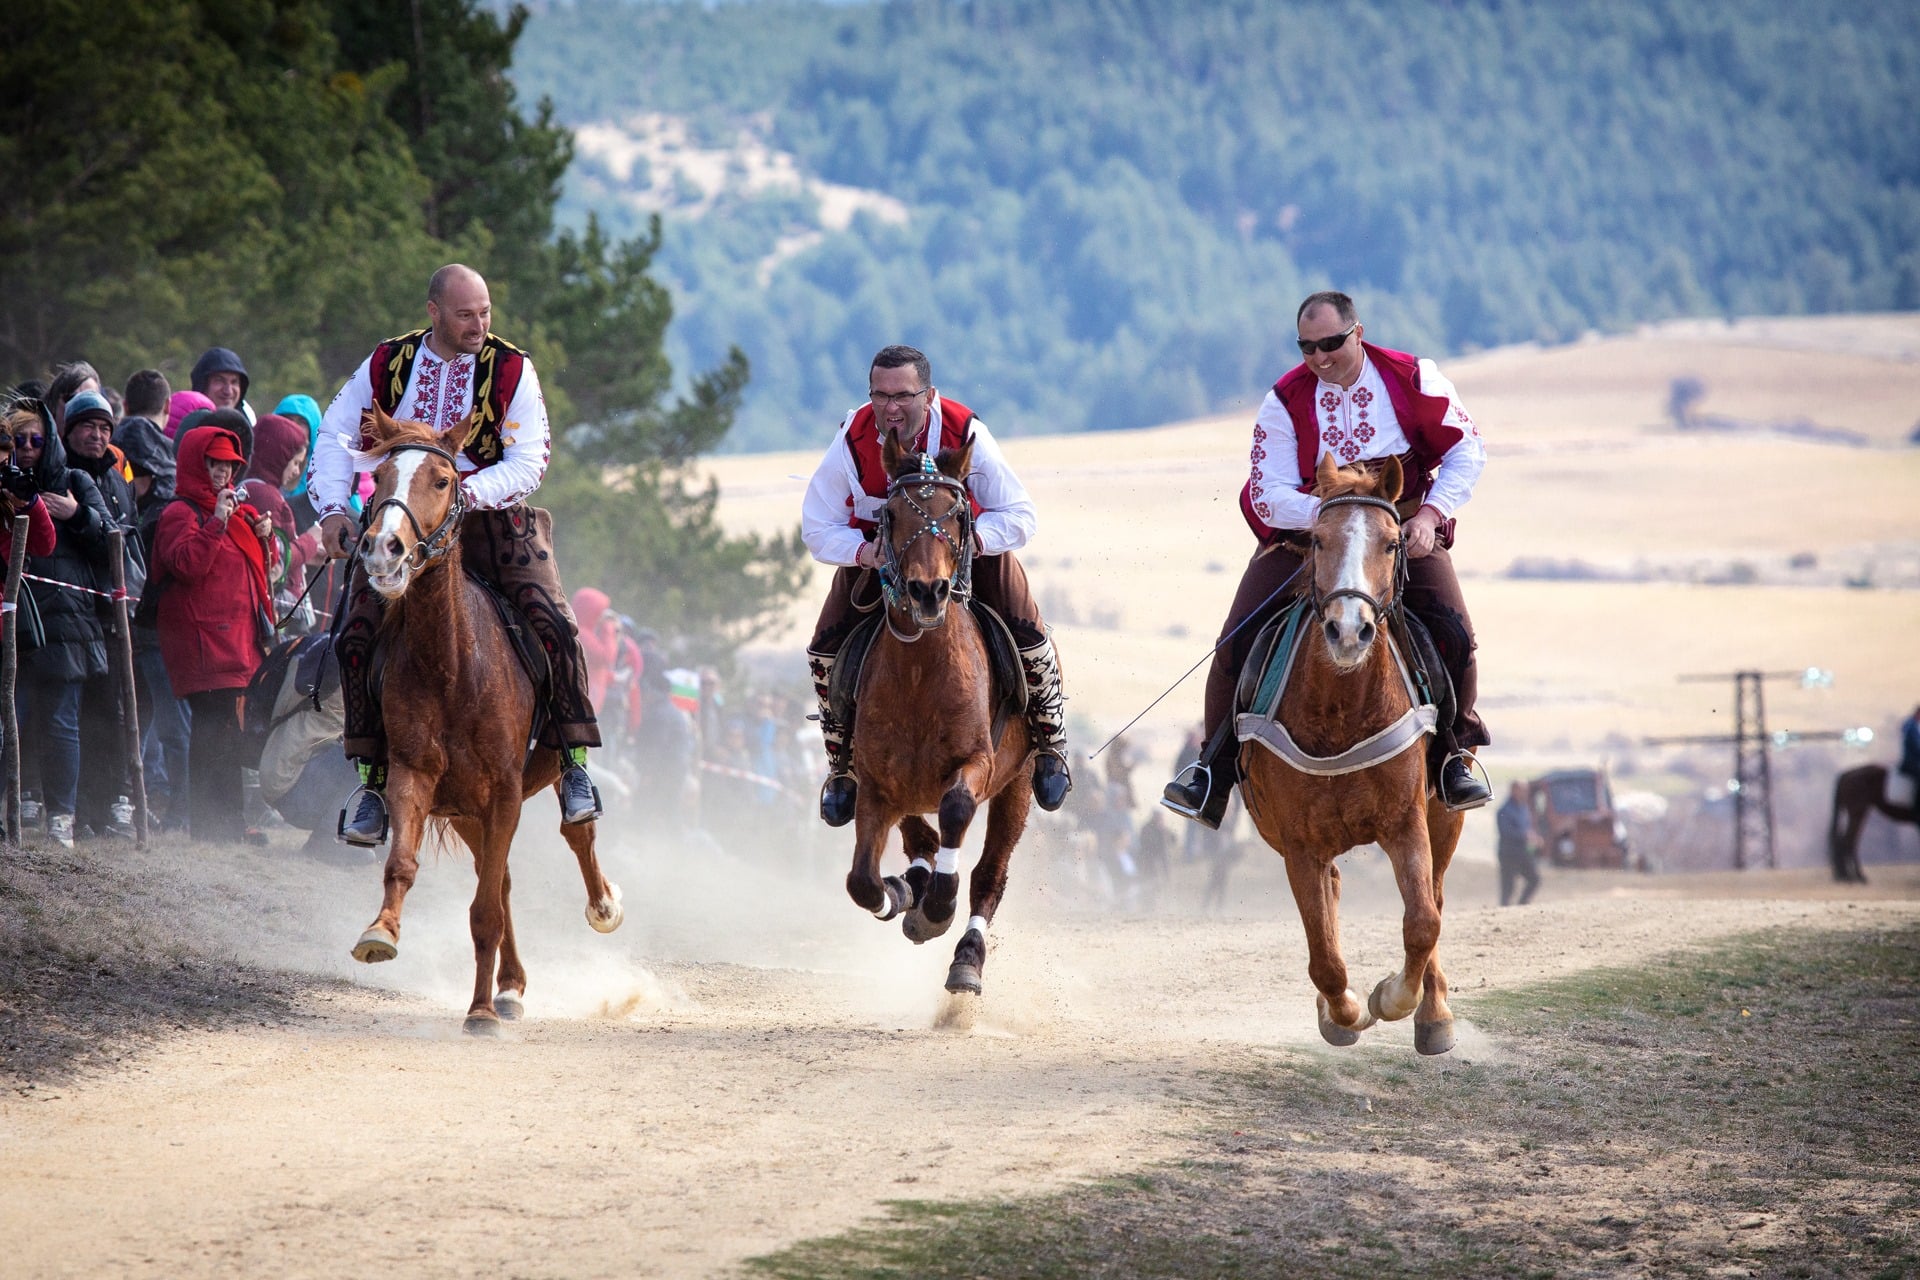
top-left (423, 816), bottom-right (459, 861)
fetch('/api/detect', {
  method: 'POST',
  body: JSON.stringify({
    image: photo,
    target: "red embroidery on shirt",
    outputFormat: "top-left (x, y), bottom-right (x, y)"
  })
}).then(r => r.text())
top-left (412, 359), bottom-right (443, 427)
top-left (1353, 387), bottom-right (1373, 409)
top-left (445, 359), bottom-right (475, 431)
top-left (1320, 390), bottom-right (1340, 412)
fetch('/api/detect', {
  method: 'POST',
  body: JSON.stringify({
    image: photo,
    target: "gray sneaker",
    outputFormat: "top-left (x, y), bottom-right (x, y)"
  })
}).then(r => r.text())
top-left (48, 813), bottom-right (75, 849)
top-left (21, 792), bottom-right (44, 832)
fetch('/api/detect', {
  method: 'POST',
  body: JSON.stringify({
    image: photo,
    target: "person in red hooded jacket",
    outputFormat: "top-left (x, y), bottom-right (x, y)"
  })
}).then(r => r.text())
top-left (572, 587), bottom-right (644, 746)
top-left (152, 424), bottom-right (274, 842)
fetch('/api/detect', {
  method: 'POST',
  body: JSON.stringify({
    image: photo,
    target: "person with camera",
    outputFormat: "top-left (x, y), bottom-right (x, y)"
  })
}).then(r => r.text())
top-left (151, 424), bottom-right (275, 843)
top-left (9, 397), bottom-right (112, 848)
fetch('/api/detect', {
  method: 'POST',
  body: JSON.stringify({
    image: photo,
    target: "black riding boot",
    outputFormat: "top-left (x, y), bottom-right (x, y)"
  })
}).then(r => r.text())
top-left (1439, 752), bottom-right (1492, 811)
top-left (1161, 720), bottom-right (1240, 830)
top-left (809, 648), bottom-right (857, 826)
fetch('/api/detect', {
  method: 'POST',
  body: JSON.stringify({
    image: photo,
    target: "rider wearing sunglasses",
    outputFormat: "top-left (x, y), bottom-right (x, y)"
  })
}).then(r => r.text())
top-left (1163, 290), bottom-right (1493, 827)
top-left (800, 344), bottom-right (1073, 826)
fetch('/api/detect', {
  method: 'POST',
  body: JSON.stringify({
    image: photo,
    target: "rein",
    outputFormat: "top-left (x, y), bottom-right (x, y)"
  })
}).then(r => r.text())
top-left (364, 442), bottom-right (467, 570)
top-left (875, 456), bottom-right (974, 642)
top-left (1308, 494), bottom-right (1407, 624)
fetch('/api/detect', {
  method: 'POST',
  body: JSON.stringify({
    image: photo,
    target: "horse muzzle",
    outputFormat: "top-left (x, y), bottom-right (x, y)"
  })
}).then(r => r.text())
top-left (1321, 600), bottom-right (1378, 671)
top-left (360, 540), bottom-right (415, 599)
top-left (905, 577), bottom-right (953, 628)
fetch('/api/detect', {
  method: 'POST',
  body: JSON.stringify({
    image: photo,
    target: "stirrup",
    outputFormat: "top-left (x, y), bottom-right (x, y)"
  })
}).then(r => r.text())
top-left (1162, 761), bottom-right (1227, 829)
top-left (820, 770), bottom-right (857, 827)
top-left (560, 765), bottom-right (604, 825)
top-left (1439, 751), bottom-right (1493, 812)
top-left (337, 785), bottom-right (390, 847)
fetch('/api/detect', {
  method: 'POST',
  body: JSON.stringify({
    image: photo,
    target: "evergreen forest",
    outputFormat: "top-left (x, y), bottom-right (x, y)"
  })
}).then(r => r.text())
top-left (514, 0), bottom-right (1920, 449)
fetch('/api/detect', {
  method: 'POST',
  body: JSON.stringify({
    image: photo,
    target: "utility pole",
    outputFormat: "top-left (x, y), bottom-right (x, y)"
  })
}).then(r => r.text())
top-left (1646, 667), bottom-right (1847, 871)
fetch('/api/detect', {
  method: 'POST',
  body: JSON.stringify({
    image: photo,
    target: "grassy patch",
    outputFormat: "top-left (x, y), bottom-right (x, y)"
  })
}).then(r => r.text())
top-left (745, 925), bottom-right (1920, 1279)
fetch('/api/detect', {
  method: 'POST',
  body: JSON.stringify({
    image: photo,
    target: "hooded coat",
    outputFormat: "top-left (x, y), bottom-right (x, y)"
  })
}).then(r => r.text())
top-left (190, 347), bottom-right (250, 402)
top-left (64, 410), bottom-right (146, 604)
top-left (166, 390), bottom-right (215, 440)
top-left (153, 426), bottom-right (273, 695)
top-left (114, 414), bottom-right (178, 506)
top-left (241, 413), bottom-right (321, 588)
top-left (19, 422), bottom-right (111, 681)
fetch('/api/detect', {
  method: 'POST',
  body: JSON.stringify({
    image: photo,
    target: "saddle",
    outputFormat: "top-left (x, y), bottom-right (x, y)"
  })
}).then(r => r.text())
top-left (830, 600), bottom-right (1027, 752)
top-left (1233, 599), bottom-right (1454, 780)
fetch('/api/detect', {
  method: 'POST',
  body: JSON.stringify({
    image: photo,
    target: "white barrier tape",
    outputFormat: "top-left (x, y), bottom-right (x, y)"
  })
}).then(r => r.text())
top-left (935, 846), bottom-right (961, 875)
top-left (21, 572), bottom-right (134, 604)
top-left (697, 759), bottom-right (796, 798)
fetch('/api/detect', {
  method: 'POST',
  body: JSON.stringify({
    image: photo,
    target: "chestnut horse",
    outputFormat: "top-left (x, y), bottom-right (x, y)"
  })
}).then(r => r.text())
top-left (1237, 454), bottom-right (1467, 1055)
top-left (844, 435), bottom-right (1034, 995)
top-left (1827, 765), bottom-right (1917, 883)
top-left (345, 409), bottom-right (624, 1032)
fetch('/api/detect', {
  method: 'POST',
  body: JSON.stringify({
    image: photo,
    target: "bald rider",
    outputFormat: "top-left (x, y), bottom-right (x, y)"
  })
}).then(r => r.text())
top-left (314, 263), bottom-right (603, 846)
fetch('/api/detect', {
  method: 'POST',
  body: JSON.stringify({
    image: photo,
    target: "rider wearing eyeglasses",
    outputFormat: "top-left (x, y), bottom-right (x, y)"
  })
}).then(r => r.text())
top-left (800, 344), bottom-right (1072, 827)
top-left (1163, 290), bottom-right (1492, 828)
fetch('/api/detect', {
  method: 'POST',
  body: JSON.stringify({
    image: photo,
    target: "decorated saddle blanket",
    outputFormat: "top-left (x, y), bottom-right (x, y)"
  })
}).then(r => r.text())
top-left (1233, 599), bottom-right (1449, 777)
top-left (830, 600), bottom-right (1027, 752)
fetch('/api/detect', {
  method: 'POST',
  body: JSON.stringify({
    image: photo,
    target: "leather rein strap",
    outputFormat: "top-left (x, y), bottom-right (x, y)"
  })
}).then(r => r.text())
top-left (1308, 494), bottom-right (1407, 623)
top-left (364, 442), bottom-right (467, 568)
top-left (875, 459), bottom-right (974, 631)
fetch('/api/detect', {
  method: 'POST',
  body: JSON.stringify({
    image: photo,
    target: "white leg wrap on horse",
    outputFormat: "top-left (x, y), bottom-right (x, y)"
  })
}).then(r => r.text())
top-left (873, 883), bottom-right (895, 918)
top-left (967, 914), bottom-right (989, 937)
top-left (910, 857), bottom-right (933, 876)
top-left (936, 847), bottom-right (961, 875)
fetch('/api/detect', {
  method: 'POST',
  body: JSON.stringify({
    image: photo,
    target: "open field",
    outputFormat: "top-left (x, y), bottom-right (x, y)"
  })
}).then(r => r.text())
top-left (701, 314), bottom-right (1920, 798)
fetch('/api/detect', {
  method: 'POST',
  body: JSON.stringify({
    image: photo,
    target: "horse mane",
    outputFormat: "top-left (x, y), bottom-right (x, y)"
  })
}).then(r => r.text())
top-left (882, 433), bottom-right (974, 483)
top-left (359, 404), bottom-right (453, 461)
top-left (1313, 458), bottom-right (1395, 501)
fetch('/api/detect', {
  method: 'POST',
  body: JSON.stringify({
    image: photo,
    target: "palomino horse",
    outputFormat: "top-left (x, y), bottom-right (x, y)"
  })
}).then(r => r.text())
top-left (844, 435), bottom-right (1034, 995)
top-left (345, 408), bottom-right (624, 1032)
top-left (1237, 453), bottom-right (1467, 1055)
top-left (1827, 765), bottom-right (1916, 883)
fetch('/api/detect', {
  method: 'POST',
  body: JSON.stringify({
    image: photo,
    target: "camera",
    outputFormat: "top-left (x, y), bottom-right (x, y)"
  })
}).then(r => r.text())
top-left (1, 463), bottom-right (37, 500)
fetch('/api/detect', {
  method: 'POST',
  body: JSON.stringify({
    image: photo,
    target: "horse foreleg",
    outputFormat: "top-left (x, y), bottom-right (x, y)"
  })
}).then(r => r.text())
top-left (899, 816), bottom-right (949, 944)
top-left (559, 815), bottom-right (623, 933)
top-left (1413, 800), bottom-right (1462, 1055)
top-left (452, 816), bottom-right (527, 1017)
top-left (947, 773), bottom-right (1031, 995)
top-left (1371, 819), bottom-right (1442, 1031)
top-left (461, 797), bottom-right (521, 1034)
top-left (847, 796), bottom-right (902, 919)
top-left (1284, 852), bottom-right (1372, 1045)
top-left (352, 768), bottom-right (429, 963)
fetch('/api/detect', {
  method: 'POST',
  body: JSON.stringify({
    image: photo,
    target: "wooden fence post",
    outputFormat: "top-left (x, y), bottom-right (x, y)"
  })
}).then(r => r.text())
top-left (106, 529), bottom-right (150, 848)
top-left (2, 513), bottom-right (27, 844)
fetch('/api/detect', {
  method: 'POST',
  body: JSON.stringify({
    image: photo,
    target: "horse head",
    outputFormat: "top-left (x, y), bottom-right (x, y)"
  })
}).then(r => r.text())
top-left (1308, 453), bottom-right (1405, 671)
top-left (880, 431), bottom-right (975, 631)
top-left (357, 404), bottom-right (467, 599)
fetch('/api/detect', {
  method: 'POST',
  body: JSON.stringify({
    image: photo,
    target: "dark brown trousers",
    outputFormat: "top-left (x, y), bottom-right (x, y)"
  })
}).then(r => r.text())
top-left (1202, 540), bottom-right (1489, 749)
top-left (810, 551), bottom-right (1047, 655)
top-left (340, 504), bottom-right (600, 760)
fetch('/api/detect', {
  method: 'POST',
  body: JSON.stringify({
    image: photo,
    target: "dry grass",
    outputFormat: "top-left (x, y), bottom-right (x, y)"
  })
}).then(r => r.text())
top-left (745, 923), bottom-right (1920, 1279)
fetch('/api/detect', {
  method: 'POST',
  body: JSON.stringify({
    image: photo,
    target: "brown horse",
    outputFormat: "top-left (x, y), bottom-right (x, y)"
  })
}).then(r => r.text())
top-left (1237, 454), bottom-right (1467, 1055)
top-left (1827, 765), bottom-right (1917, 883)
top-left (345, 408), bottom-right (624, 1032)
top-left (844, 435), bottom-right (1035, 995)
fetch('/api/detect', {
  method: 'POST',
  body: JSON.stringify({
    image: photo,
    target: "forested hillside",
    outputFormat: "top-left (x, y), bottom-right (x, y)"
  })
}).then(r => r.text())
top-left (515, 0), bottom-right (1920, 449)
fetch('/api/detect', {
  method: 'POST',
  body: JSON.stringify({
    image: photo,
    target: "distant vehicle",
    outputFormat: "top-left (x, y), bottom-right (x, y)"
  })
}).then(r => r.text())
top-left (1529, 768), bottom-right (1637, 870)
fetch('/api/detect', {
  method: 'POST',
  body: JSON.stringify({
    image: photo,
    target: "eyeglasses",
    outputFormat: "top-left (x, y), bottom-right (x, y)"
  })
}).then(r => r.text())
top-left (1296, 324), bottom-right (1357, 356)
top-left (869, 387), bottom-right (929, 408)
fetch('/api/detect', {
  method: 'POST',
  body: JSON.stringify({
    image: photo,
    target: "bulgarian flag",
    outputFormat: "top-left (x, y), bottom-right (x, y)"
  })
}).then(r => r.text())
top-left (666, 668), bottom-right (701, 716)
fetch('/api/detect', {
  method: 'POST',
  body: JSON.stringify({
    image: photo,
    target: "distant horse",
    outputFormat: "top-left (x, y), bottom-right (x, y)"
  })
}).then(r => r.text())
top-left (345, 408), bottom-right (624, 1032)
top-left (1237, 454), bottom-right (1467, 1055)
top-left (844, 435), bottom-right (1034, 995)
top-left (1827, 765), bottom-right (1917, 884)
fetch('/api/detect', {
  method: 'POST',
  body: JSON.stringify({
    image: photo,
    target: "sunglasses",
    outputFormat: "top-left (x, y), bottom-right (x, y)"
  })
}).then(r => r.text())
top-left (1297, 324), bottom-right (1357, 356)
top-left (15, 433), bottom-right (45, 448)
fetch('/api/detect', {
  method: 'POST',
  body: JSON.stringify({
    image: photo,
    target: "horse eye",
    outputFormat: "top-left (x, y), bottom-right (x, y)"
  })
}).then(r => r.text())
top-left (435, 476), bottom-right (450, 490)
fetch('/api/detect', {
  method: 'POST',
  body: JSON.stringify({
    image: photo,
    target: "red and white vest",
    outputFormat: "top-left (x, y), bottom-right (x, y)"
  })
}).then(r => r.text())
top-left (841, 397), bottom-right (984, 534)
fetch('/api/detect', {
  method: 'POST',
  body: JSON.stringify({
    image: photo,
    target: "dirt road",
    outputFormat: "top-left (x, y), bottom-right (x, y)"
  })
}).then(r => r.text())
top-left (3, 821), bottom-right (1915, 1278)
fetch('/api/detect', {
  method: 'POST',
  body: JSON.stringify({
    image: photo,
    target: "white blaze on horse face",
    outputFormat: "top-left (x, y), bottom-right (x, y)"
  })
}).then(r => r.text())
top-left (362, 449), bottom-right (433, 587)
top-left (1324, 504), bottom-right (1378, 667)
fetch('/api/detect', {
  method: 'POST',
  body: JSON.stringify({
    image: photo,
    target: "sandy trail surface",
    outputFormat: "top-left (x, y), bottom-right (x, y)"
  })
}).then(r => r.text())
top-left (4, 817), bottom-right (1916, 1279)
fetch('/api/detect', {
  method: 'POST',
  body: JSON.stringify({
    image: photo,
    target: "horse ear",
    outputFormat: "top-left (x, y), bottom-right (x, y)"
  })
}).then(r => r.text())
top-left (937, 435), bottom-right (975, 481)
top-left (882, 430), bottom-right (906, 478)
top-left (1377, 454), bottom-right (1404, 503)
top-left (1313, 452), bottom-right (1341, 496)
top-left (360, 403), bottom-right (393, 448)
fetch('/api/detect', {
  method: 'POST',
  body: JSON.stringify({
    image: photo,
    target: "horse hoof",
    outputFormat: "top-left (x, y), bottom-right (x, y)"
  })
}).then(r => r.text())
top-left (1368, 978), bottom-right (1414, 1023)
top-left (944, 963), bottom-right (983, 995)
top-left (463, 1012), bottom-right (502, 1037)
top-left (351, 927), bottom-right (398, 964)
top-left (493, 990), bottom-right (525, 1020)
top-left (587, 881), bottom-right (624, 934)
top-left (902, 906), bottom-right (955, 945)
top-left (1316, 992), bottom-right (1369, 1045)
top-left (1415, 1020), bottom-right (1456, 1056)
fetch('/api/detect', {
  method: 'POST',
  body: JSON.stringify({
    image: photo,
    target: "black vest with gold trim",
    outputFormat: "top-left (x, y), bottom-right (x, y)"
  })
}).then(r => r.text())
top-left (368, 328), bottom-right (530, 469)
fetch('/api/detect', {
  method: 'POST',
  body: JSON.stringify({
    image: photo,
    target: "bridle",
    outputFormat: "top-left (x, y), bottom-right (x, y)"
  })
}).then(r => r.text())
top-left (1307, 494), bottom-right (1407, 624)
top-left (875, 455), bottom-right (974, 642)
top-left (363, 442), bottom-right (467, 570)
